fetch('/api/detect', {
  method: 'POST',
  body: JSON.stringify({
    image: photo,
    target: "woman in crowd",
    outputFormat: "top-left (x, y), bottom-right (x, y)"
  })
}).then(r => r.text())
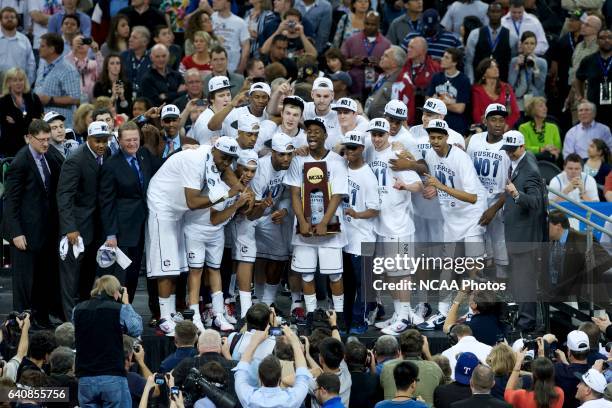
top-left (487, 343), bottom-right (531, 400)
top-left (179, 31), bottom-right (212, 76)
top-left (93, 53), bottom-right (133, 115)
top-left (505, 354), bottom-right (564, 408)
top-left (244, 0), bottom-right (275, 57)
top-left (508, 31), bottom-right (548, 113)
top-left (518, 96), bottom-right (562, 164)
top-left (101, 14), bottom-right (130, 57)
top-left (0, 68), bottom-right (43, 157)
top-left (460, 16), bottom-right (482, 46)
top-left (472, 58), bottom-right (520, 129)
top-left (73, 103), bottom-right (95, 143)
top-left (184, 9), bottom-right (218, 56)
top-left (584, 139), bottom-right (611, 201)
top-left (66, 34), bottom-right (104, 103)
top-left (333, 0), bottom-right (370, 48)
top-left (60, 14), bottom-right (81, 55)
top-left (325, 47), bottom-right (349, 75)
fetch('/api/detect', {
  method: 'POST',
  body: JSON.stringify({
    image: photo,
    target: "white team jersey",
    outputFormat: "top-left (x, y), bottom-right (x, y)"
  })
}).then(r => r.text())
top-left (249, 155), bottom-right (289, 216)
top-left (409, 124), bottom-right (466, 159)
top-left (466, 132), bottom-right (511, 200)
top-left (224, 106), bottom-right (268, 139)
top-left (389, 126), bottom-right (418, 154)
top-left (184, 181), bottom-right (240, 237)
top-left (343, 164), bottom-right (380, 255)
top-left (368, 146), bottom-right (422, 238)
top-left (253, 120), bottom-right (307, 153)
top-left (303, 102), bottom-right (368, 150)
top-left (284, 150), bottom-right (348, 248)
top-left (424, 146), bottom-right (486, 241)
top-left (548, 171), bottom-right (600, 202)
top-left (147, 146), bottom-right (225, 218)
top-left (191, 107), bottom-right (229, 145)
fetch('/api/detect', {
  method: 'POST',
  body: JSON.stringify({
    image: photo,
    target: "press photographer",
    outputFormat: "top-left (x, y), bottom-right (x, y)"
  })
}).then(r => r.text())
top-left (184, 364), bottom-right (237, 408)
top-left (73, 275), bottom-right (142, 407)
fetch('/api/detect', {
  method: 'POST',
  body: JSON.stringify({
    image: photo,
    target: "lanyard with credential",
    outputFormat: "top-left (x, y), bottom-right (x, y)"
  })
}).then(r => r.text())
top-left (598, 55), bottom-right (612, 79)
top-left (512, 18), bottom-right (522, 37)
top-left (363, 36), bottom-right (377, 57)
top-left (487, 27), bottom-right (501, 53)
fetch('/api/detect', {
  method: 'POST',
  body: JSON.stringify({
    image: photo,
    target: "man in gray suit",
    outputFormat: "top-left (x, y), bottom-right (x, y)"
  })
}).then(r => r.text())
top-left (57, 121), bottom-right (111, 321)
top-left (501, 131), bottom-right (547, 332)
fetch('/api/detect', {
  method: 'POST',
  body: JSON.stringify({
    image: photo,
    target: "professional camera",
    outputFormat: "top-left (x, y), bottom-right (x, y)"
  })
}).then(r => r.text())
top-left (525, 56), bottom-right (535, 68)
top-left (183, 368), bottom-right (237, 408)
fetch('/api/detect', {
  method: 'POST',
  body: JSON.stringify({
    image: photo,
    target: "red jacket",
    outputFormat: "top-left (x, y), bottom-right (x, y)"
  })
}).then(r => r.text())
top-left (471, 82), bottom-right (520, 128)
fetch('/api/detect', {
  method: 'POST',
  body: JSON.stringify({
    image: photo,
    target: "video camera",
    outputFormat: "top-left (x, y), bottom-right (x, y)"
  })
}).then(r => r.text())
top-left (183, 368), bottom-right (237, 408)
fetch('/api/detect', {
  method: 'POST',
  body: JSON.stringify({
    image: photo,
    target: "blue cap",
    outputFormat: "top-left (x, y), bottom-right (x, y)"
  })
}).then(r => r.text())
top-left (454, 352), bottom-right (480, 385)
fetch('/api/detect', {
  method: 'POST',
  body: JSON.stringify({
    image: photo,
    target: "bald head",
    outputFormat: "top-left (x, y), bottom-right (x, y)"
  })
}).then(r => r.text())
top-left (151, 43), bottom-right (169, 70)
top-left (407, 37), bottom-right (427, 61)
top-left (581, 15), bottom-right (602, 38)
top-left (470, 365), bottom-right (495, 393)
top-left (198, 329), bottom-right (221, 354)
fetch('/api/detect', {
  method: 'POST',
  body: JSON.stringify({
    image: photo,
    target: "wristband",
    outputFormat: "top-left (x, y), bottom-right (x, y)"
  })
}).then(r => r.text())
top-left (331, 325), bottom-right (339, 331)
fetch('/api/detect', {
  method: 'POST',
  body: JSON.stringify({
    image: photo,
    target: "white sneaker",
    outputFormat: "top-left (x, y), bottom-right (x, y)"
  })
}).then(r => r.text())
top-left (375, 312), bottom-right (397, 329)
top-left (214, 313), bottom-right (235, 332)
top-left (413, 303), bottom-right (432, 320)
top-left (193, 317), bottom-right (205, 333)
top-left (381, 318), bottom-right (411, 336)
top-left (171, 312), bottom-right (184, 323)
top-left (224, 301), bottom-right (237, 324)
top-left (159, 317), bottom-right (176, 337)
top-left (409, 311), bottom-right (425, 326)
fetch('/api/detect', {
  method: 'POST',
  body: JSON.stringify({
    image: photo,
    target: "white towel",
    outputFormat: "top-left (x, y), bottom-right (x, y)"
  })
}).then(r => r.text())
top-left (59, 236), bottom-right (85, 260)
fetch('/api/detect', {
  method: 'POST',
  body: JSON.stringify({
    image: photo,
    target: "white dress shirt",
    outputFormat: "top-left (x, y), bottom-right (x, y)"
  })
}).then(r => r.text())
top-left (442, 335), bottom-right (492, 380)
top-left (501, 12), bottom-right (548, 55)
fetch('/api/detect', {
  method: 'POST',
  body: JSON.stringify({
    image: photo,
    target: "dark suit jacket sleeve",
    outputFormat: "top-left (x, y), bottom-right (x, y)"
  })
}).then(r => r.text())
top-left (515, 169), bottom-right (543, 211)
top-left (56, 156), bottom-right (82, 235)
top-left (99, 160), bottom-right (118, 239)
top-left (4, 155), bottom-right (27, 239)
top-left (139, 74), bottom-right (160, 106)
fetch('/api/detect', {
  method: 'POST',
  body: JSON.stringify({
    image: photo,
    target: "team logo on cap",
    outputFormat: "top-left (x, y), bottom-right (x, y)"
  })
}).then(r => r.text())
top-left (222, 79), bottom-right (229, 87)
top-left (424, 100), bottom-right (438, 110)
top-left (374, 120), bottom-right (386, 128)
top-left (317, 81), bottom-right (330, 88)
top-left (506, 135), bottom-right (519, 144)
top-left (306, 167), bottom-right (324, 184)
top-left (99, 123), bottom-right (109, 132)
top-left (251, 124), bottom-right (260, 132)
top-left (286, 144), bottom-right (295, 151)
top-left (348, 134), bottom-right (360, 142)
top-left (394, 107), bottom-right (406, 116)
top-left (228, 145), bottom-right (237, 153)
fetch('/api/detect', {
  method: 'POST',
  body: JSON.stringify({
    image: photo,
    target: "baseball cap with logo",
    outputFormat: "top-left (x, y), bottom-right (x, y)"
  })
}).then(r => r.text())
top-left (208, 76), bottom-right (232, 93)
top-left (575, 369), bottom-right (607, 393)
top-left (332, 97), bottom-right (358, 113)
top-left (236, 113), bottom-right (260, 133)
top-left (161, 104), bottom-right (180, 120)
top-left (501, 130), bottom-right (525, 151)
top-left (304, 117), bottom-right (327, 133)
top-left (384, 100), bottom-right (408, 120)
top-left (422, 98), bottom-right (447, 116)
top-left (423, 9), bottom-right (440, 31)
top-left (214, 136), bottom-right (240, 157)
top-left (329, 71), bottom-right (352, 88)
top-left (566, 330), bottom-right (590, 352)
top-left (88, 121), bottom-right (112, 138)
top-left (249, 82), bottom-right (271, 96)
top-left (96, 245), bottom-right (117, 268)
top-left (43, 111), bottom-right (65, 123)
top-left (272, 133), bottom-right (295, 153)
top-left (237, 149), bottom-right (259, 168)
top-left (425, 119), bottom-right (449, 135)
top-left (368, 118), bottom-right (390, 133)
top-left (485, 103), bottom-right (508, 118)
top-left (454, 352), bottom-right (480, 385)
top-left (341, 130), bottom-right (366, 147)
top-left (312, 77), bottom-right (334, 91)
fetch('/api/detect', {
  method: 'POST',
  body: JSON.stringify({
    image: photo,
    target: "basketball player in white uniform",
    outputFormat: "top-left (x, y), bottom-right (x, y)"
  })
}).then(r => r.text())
top-left (339, 130), bottom-right (380, 335)
top-left (183, 149), bottom-right (258, 332)
top-left (366, 118), bottom-right (424, 335)
top-left (191, 76), bottom-right (233, 145)
top-left (384, 100), bottom-right (413, 148)
top-left (145, 136), bottom-right (241, 335)
top-left (330, 97), bottom-right (369, 149)
top-left (284, 118), bottom-right (349, 330)
top-left (417, 119), bottom-right (486, 331)
top-left (254, 96), bottom-right (308, 153)
top-left (466, 103), bottom-right (511, 279)
top-left (233, 134), bottom-right (296, 317)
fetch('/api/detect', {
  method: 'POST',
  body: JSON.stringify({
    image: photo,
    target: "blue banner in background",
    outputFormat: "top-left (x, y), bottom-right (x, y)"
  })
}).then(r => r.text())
top-left (555, 202), bottom-right (612, 241)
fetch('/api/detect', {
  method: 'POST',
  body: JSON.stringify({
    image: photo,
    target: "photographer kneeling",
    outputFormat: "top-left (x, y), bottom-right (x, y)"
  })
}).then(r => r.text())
top-left (73, 275), bottom-right (143, 407)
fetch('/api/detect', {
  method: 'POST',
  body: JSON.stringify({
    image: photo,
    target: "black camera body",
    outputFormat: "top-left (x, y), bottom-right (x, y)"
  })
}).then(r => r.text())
top-left (82, 37), bottom-right (93, 45)
top-left (524, 57), bottom-right (535, 68)
top-left (183, 368), bottom-right (237, 408)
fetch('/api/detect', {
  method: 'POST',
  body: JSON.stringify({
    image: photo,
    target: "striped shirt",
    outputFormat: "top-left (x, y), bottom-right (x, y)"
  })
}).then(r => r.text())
top-left (401, 30), bottom-right (462, 60)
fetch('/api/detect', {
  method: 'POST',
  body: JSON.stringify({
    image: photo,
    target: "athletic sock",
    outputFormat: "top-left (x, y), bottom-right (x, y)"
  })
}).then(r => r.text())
top-left (211, 291), bottom-right (224, 317)
top-left (254, 282), bottom-right (265, 300)
top-left (189, 304), bottom-right (202, 323)
top-left (239, 291), bottom-right (252, 318)
top-left (398, 302), bottom-right (412, 320)
top-left (332, 295), bottom-right (344, 313)
top-left (262, 283), bottom-right (279, 306)
top-left (168, 294), bottom-right (177, 316)
top-left (159, 297), bottom-right (171, 320)
top-left (304, 293), bottom-right (317, 313)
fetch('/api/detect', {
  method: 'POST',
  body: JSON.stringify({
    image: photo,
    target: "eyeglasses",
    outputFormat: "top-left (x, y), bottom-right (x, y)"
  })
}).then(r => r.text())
top-left (31, 135), bottom-right (50, 144)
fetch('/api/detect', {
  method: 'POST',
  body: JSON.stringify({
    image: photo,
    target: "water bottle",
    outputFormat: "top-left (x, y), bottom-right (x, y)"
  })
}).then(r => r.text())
top-left (310, 190), bottom-right (325, 225)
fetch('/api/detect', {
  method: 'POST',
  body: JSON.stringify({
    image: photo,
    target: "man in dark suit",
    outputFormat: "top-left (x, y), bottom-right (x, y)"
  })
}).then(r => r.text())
top-left (2, 119), bottom-right (64, 327)
top-left (451, 365), bottom-right (511, 408)
top-left (154, 104), bottom-right (198, 160)
top-left (99, 121), bottom-right (160, 302)
top-left (57, 121), bottom-right (112, 321)
top-left (501, 130), bottom-right (547, 332)
top-left (545, 210), bottom-right (612, 304)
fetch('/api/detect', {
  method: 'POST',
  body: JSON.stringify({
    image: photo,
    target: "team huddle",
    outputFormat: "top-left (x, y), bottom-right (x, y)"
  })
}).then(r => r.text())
top-left (145, 75), bottom-right (524, 337)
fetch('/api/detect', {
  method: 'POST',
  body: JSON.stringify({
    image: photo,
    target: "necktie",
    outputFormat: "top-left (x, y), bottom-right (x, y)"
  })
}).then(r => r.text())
top-left (166, 138), bottom-right (175, 155)
top-left (96, 156), bottom-right (103, 166)
top-left (40, 156), bottom-right (50, 191)
top-left (508, 165), bottom-right (513, 181)
top-left (130, 157), bottom-right (143, 187)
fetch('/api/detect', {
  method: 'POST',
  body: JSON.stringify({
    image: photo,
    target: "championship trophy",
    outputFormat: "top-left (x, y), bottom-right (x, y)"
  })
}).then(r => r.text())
top-left (299, 161), bottom-right (341, 234)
